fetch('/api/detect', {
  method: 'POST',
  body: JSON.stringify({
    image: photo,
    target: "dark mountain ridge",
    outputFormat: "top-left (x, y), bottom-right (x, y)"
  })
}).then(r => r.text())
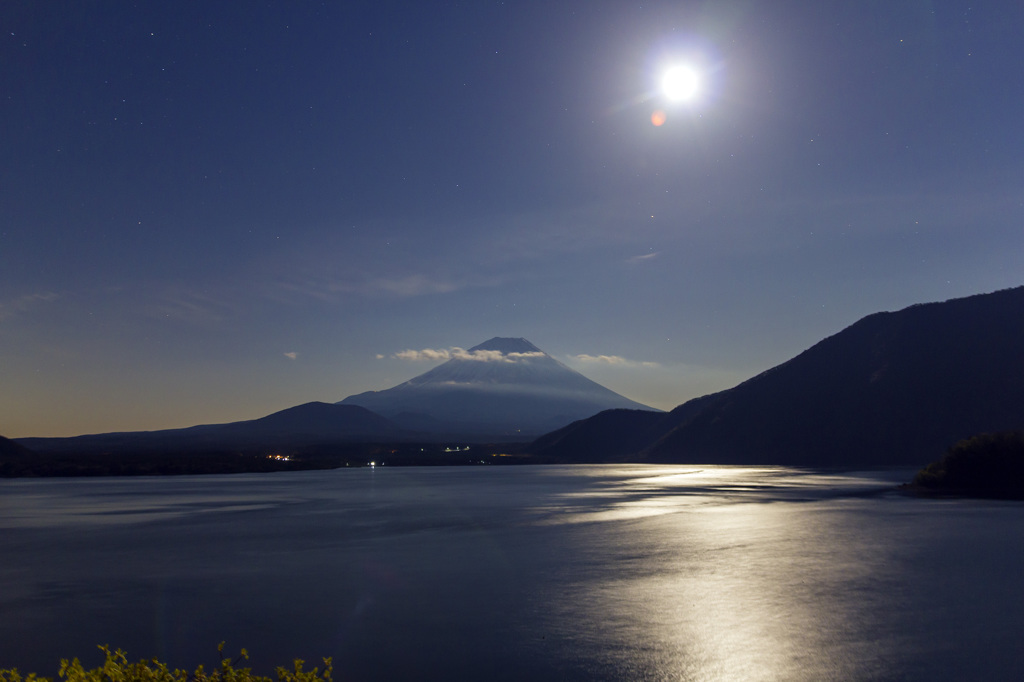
top-left (17, 402), bottom-right (401, 457)
top-left (0, 435), bottom-right (34, 458)
top-left (531, 287), bottom-right (1024, 465)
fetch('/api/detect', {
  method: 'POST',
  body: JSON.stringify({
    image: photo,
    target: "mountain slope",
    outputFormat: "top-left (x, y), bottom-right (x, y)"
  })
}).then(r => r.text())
top-left (0, 435), bottom-right (34, 458)
top-left (18, 402), bottom-right (401, 456)
top-left (339, 337), bottom-right (659, 436)
top-left (527, 409), bottom-right (672, 463)
top-left (531, 287), bottom-right (1024, 465)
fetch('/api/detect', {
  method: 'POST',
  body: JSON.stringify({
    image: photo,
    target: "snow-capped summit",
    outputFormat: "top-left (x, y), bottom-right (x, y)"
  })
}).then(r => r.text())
top-left (338, 337), bottom-right (659, 437)
top-left (468, 337), bottom-right (542, 354)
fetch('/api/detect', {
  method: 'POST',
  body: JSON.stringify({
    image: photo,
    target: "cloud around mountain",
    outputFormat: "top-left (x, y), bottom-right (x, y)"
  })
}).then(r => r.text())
top-left (392, 347), bottom-right (546, 363)
top-left (571, 354), bottom-right (660, 368)
top-left (391, 347), bottom-right (660, 368)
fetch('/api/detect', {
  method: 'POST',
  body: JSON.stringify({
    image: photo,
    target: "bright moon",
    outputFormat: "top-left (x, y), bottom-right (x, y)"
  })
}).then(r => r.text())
top-left (661, 65), bottom-right (700, 101)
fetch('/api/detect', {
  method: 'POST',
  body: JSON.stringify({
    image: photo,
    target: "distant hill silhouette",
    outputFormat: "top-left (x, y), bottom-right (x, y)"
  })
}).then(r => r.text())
top-left (0, 435), bottom-right (33, 457)
top-left (339, 337), bottom-right (659, 437)
top-left (531, 287), bottom-right (1024, 466)
top-left (0, 435), bottom-right (36, 475)
top-left (17, 402), bottom-right (401, 457)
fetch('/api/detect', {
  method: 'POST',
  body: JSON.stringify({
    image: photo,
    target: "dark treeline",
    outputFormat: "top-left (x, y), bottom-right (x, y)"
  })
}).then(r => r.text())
top-left (0, 441), bottom-right (536, 478)
top-left (912, 431), bottom-right (1024, 498)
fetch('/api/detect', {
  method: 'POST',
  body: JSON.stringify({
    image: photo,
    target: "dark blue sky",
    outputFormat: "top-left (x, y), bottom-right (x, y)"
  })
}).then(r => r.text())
top-left (3, 1), bottom-right (1023, 436)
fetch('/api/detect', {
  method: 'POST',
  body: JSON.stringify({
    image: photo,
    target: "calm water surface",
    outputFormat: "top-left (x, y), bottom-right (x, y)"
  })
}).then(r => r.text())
top-left (1, 465), bottom-right (1022, 681)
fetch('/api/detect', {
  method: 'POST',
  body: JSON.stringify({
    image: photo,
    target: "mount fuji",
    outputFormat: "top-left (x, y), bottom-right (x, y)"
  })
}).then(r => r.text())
top-left (8, 338), bottom-right (659, 473)
top-left (338, 337), bottom-right (659, 437)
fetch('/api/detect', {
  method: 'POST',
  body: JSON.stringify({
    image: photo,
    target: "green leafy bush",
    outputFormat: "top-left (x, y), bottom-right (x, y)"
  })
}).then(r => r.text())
top-left (0, 644), bottom-right (330, 682)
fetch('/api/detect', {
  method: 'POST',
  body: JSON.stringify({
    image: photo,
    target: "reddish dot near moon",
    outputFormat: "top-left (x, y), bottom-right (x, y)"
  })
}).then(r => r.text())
top-left (651, 110), bottom-right (666, 126)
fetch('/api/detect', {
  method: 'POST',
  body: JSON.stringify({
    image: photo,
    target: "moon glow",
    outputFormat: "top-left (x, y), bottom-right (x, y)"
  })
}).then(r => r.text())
top-left (661, 65), bottom-right (700, 101)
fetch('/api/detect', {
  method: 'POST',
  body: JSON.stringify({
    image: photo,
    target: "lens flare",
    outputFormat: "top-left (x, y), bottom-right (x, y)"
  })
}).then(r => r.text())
top-left (651, 110), bottom-right (667, 126)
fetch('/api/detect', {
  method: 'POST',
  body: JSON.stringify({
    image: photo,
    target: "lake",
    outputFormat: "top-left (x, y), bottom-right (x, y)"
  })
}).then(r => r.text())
top-left (1, 465), bottom-right (1023, 681)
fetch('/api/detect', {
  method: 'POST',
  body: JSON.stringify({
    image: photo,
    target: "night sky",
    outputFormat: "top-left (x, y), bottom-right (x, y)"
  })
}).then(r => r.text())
top-left (3, 1), bottom-right (1023, 437)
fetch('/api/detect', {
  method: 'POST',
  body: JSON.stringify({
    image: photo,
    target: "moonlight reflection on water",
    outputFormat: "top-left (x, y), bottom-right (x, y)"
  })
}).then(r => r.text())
top-left (1, 465), bottom-right (1022, 680)
top-left (543, 492), bottom-right (900, 679)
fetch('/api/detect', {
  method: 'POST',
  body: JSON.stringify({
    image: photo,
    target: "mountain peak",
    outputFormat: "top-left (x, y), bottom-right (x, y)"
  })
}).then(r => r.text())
top-left (468, 337), bottom-right (542, 354)
top-left (339, 336), bottom-right (658, 436)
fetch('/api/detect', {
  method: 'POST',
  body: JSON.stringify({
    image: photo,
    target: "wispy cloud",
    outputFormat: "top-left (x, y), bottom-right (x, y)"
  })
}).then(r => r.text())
top-left (626, 252), bottom-right (659, 264)
top-left (392, 347), bottom-right (545, 363)
top-left (267, 272), bottom-right (482, 304)
top-left (571, 354), bottom-right (660, 368)
top-left (145, 288), bottom-right (234, 325)
top-left (255, 202), bottom-right (664, 307)
top-left (481, 202), bottom-right (676, 263)
top-left (0, 291), bottom-right (59, 321)
top-left (371, 275), bottom-right (460, 297)
top-left (283, 352), bottom-right (298, 360)
top-left (506, 351), bottom-right (546, 360)
top-left (394, 348), bottom-right (454, 362)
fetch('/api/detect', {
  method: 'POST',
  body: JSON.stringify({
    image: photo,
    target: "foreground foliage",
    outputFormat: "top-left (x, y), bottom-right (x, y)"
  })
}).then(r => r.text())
top-left (0, 644), bottom-right (331, 682)
top-left (913, 431), bottom-right (1024, 498)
